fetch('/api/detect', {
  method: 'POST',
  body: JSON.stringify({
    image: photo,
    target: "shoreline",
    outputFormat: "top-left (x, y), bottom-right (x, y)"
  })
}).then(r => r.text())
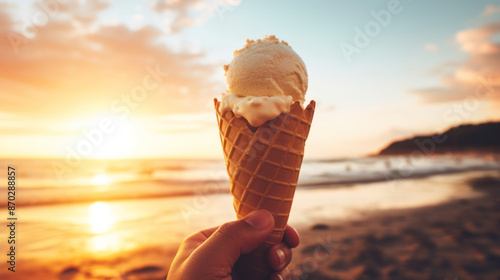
top-left (7, 160), bottom-right (500, 208)
top-left (299, 164), bottom-right (500, 188)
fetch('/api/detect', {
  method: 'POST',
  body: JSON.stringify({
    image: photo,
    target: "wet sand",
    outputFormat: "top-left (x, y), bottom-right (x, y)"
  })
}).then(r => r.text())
top-left (291, 171), bottom-right (500, 280)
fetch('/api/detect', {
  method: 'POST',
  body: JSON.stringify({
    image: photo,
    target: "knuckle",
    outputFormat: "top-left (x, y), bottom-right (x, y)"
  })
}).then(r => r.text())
top-left (217, 221), bottom-right (241, 241)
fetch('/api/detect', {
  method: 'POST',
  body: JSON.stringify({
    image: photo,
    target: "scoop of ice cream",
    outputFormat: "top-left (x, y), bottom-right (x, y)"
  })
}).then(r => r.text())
top-left (225, 35), bottom-right (308, 103)
top-left (220, 35), bottom-right (308, 127)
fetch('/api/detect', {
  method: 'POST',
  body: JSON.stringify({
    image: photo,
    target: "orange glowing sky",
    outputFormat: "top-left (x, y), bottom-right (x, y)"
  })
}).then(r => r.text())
top-left (0, 0), bottom-right (499, 159)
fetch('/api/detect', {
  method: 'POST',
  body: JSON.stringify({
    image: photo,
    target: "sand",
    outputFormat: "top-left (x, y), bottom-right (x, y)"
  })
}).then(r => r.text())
top-left (290, 171), bottom-right (500, 280)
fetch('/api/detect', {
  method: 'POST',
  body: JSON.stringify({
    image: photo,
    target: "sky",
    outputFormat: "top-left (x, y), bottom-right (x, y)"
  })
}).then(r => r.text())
top-left (0, 0), bottom-right (499, 159)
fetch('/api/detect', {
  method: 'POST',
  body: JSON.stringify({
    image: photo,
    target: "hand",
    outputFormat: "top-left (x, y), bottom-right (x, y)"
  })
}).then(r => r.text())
top-left (167, 209), bottom-right (300, 280)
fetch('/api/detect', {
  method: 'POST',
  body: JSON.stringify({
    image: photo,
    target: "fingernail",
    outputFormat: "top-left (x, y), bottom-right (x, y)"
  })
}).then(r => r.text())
top-left (275, 274), bottom-right (284, 280)
top-left (243, 209), bottom-right (272, 230)
top-left (276, 248), bottom-right (286, 266)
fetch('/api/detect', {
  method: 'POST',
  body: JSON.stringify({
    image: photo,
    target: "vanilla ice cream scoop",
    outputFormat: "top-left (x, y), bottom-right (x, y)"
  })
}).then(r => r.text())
top-left (225, 35), bottom-right (308, 102)
top-left (220, 35), bottom-right (308, 127)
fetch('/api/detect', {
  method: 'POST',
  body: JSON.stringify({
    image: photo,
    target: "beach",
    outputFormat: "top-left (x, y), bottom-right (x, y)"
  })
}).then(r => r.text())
top-left (0, 157), bottom-right (499, 279)
top-left (291, 170), bottom-right (500, 280)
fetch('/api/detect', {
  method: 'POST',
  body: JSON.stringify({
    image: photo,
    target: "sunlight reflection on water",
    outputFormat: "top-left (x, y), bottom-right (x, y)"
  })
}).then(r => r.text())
top-left (88, 202), bottom-right (115, 234)
top-left (86, 202), bottom-right (125, 253)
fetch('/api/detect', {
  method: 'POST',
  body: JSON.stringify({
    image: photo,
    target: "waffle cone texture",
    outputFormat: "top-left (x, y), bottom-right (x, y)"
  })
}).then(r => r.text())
top-left (215, 99), bottom-right (315, 278)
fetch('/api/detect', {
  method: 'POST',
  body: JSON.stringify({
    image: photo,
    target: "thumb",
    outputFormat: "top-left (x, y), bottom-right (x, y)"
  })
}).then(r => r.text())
top-left (193, 209), bottom-right (275, 269)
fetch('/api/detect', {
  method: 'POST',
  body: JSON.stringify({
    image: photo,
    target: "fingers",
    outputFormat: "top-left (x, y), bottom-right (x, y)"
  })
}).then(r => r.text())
top-left (283, 225), bottom-right (300, 248)
top-left (267, 225), bottom-right (300, 277)
top-left (193, 209), bottom-right (275, 268)
top-left (181, 226), bottom-right (219, 252)
top-left (198, 226), bottom-right (219, 239)
top-left (267, 242), bottom-right (292, 271)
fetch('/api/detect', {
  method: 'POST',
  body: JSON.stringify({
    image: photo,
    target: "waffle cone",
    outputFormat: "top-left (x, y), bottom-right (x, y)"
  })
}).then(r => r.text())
top-left (215, 99), bottom-right (315, 278)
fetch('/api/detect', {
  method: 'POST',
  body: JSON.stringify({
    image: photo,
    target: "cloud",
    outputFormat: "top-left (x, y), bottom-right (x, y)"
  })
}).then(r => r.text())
top-left (0, 0), bottom-right (222, 124)
top-left (424, 43), bottom-right (438, 52)
top-left (409, 22), bottom-right (500, 105)
top-left (482, 5), bottom-right (500, 17)
top-left (407, 87), bottom-right (469, 104)
top-left (456, 23), bottom-right (500, 54)
top-left (151, 0), bottom-right (241, 32)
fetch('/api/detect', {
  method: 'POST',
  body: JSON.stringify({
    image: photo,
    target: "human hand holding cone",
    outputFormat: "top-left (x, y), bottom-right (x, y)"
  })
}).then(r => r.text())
top-left (215, 99), bottom-right (315, 278)
top-left (215, 35), bottom-right (314, 279)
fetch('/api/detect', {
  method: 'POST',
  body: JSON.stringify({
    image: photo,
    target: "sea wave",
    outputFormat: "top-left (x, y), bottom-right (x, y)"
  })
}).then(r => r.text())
top-left (1, 155), bottom-right (498, 206)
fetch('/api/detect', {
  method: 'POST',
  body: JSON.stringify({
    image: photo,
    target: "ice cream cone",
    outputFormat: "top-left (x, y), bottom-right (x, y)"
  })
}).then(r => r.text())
top-left (215, 98), bottom-right (315, 278)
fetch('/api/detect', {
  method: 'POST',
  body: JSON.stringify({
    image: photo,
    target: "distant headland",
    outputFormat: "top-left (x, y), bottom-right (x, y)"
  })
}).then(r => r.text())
top-left (378, 122), bottom-right (500, 156)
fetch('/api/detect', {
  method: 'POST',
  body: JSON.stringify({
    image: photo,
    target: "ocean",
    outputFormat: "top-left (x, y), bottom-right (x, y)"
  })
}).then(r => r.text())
top-left (1, 155), bottom-right (498, 207)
